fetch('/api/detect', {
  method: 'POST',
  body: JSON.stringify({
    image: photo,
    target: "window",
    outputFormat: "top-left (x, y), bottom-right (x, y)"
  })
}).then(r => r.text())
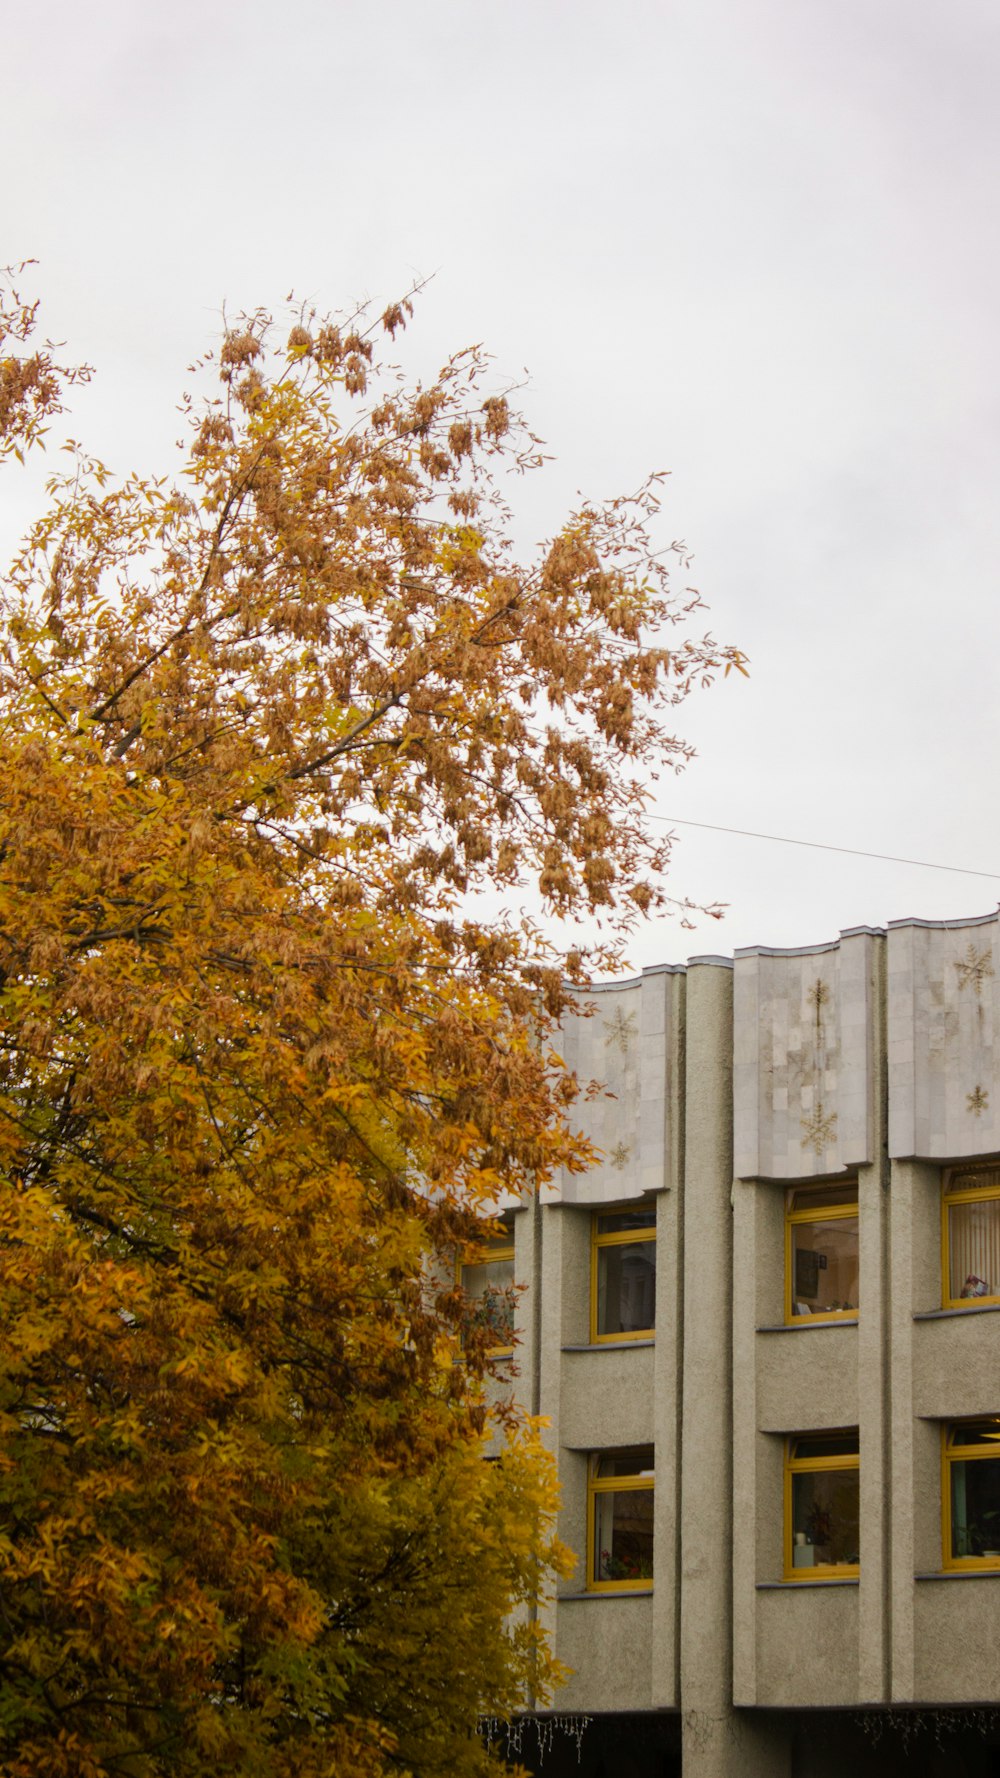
top-left (785, 1182), bottom-right (859, 1322)
top-left (460, 1219), bottom-right (515, 1355)
top-left (784, 1431), bottom-right (859, 1578)
top-left (942, 1165), bottom-right (1000, 1309)
top-left (591, 1205), bottom-right (656, 1342)
top-left (943, 1419), bottom-right (1000, 1569)
top-left (587, 1447), bottom-right (654, 1590)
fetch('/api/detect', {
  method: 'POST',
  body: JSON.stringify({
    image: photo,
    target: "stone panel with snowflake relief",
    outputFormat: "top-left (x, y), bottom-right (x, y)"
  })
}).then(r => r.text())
top-left (887, 911), bottom-right (1000, 1159)
top-left (733, 929), bottom-right (879, 1180)
top-left (550, 966), bottom-right (682, 1206)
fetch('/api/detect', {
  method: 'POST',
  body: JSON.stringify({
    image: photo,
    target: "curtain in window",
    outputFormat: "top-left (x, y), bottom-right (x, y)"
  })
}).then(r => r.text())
top-left (949, 1198), bottom-right (1000, 1298)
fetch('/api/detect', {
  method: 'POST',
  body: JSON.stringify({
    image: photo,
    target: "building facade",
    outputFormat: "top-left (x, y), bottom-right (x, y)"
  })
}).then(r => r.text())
top-left (476, 908), bottom-right (1000, 1778)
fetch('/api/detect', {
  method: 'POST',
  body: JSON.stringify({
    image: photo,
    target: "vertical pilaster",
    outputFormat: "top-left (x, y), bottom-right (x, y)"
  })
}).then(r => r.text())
top-left (857, 935), bottom-right (889, 1702)
top-left (534, 1193), bottom-right (564, 1675)
top-left (680, 958), bottom-right (791, 1776)
top-left (651, 971), bottom-right (686, 1709)
top-left (887, 1159), bottom-right (917, 1703)
top-left (679, 959), bottom-right (733, 1734)
top-left (730, 1171), bottom-right (759, 1707)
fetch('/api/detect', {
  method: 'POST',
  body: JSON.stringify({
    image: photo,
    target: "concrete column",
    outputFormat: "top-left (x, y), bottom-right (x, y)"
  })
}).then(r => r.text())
top-left (651, 971), bottom-right (686, 1709)
top-left (679, 959), bottom-right (789, 1777)
top-left (730, 1171), bottom-right (759, 1707)
top-left (534, 1193), bottom-right (564, 1683)
top-left (857, 937), bottom-right (890, 1703)
top-left (886, 1159), bottom-right (918, 1703)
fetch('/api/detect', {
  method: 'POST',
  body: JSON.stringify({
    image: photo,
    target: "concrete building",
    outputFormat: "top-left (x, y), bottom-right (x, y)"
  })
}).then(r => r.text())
top-left (473, 907), bottom-right (1000, 1778)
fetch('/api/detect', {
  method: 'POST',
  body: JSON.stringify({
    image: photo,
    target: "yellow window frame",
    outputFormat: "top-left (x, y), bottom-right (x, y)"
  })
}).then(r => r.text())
top-left (590, 1205), bottom-right (656, 1345)
top-left (941, 1419), bottom-right (1000, 1571)
top-left (783, 1432), bottom-right (860, 1580)
top-left (784, 1183), bottom-right (859, 1326)
top-left (586, 1450), bottom-right (655, 1592)
top-left (459, 1225), bottom-right (516, 1357)
top-left (940, 1166), bottom-right (1000, 1311)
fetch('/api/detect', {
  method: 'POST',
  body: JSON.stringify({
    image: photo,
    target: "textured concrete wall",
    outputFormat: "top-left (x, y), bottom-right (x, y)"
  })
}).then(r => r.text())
top-left (913, 1577), bottom-right (1000, 1701)
top-left (754, 1325), bottom-right (859, 1433)
top-left (755, 1586), bottom-right (859, 1705)
top-left (555, 1596), bottom-right (655, 1713)
top-left (557, 1343), bottom-right (656, 1451)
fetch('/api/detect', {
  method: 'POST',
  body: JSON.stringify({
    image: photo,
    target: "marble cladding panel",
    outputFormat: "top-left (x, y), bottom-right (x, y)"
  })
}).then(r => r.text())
top-left (888, 912), bottom-right (1000, 1159)
top-left (733, 932), bottom-right (877, 1180)
top-left (549, 970), bottom-right (677, 1205)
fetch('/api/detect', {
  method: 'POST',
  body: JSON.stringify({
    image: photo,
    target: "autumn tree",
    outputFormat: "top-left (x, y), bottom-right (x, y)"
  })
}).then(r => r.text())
top-left (0, 270), bottom-right (744, 1777)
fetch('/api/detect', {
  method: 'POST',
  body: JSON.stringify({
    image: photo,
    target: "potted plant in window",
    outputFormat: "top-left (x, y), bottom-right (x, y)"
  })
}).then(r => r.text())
top-left (599, 1549), bottom-right (654, 1582)
top-left (969, 1509), bottom-right (1000, 1557)
top-left (805, 1503), bottom-right (832, 1553)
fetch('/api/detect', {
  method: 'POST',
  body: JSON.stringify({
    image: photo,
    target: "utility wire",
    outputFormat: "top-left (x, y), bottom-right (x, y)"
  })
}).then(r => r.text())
top-left (650, 815), bottom-right (1000, 883)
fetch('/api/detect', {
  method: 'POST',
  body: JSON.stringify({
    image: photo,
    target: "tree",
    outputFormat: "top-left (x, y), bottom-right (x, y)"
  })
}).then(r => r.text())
top-left (0, 269), bottom-right (744, 1777)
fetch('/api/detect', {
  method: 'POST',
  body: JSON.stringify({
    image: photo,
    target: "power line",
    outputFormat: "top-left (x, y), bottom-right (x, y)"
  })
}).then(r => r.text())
top-left (651, 815), bottom-right (1000, 883)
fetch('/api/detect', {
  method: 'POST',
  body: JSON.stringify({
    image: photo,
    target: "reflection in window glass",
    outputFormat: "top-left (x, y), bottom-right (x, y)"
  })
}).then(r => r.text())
top-left (945, 1420), bottom-right (1000, 1566)
top-left (592, 1207), bottom-right (656, 1341)
top-left (461, 1227), bottom-right (515, 1353)
top-left (596, 1242), bottom-right (656, 1336)
top-left (786, 1184), bottom-right (859, 1321)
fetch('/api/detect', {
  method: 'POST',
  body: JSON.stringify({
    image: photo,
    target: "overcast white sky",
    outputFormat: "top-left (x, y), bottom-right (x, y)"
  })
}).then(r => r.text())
top-left (6, 0), bottom-right (1000, 970)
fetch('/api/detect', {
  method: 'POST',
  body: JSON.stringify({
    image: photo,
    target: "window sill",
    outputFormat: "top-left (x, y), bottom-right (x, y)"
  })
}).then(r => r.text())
top-left (913, 1303), bottom-right (1000, 1321)
top-left (561, 1339), bottom-right (655, 1351)
top-left (559, 1587), bottom-right (654, 1600)
top-left (757, 1577), bottom-right (859, 1589)
top-left (756, 1319), bottom-right (858, 1333)
top-left (916, 1568), bottom-right (1000, 1581)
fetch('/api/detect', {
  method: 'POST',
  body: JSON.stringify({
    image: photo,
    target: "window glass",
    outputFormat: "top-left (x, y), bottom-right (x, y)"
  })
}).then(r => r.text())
top-left (950, 1455), bottom-right (1000, 1560)
top-left (592, 1206), bottom-right (656, 1341)
top-left (790, 1469), bottom-right (859, 1570)
top-left (589, 1444), bottom-right (654, 1589)
top-left (460, 1222), bottom-right (515, 1353)
top-left (788, 1185), bottom-right (857, 1215)
top-left (595, 1242), bottom-right (656, 1337)
top-left (596, 1450), bottom-right (655, 1480)
top-left (790, 1433), bottom-right (858, 1462)
top-left (946, 1419), bottom-right (1000, 1450)
top-left (785, 1428), bottom-right (859, 1578)
top-left (593, 1484), bottom-right (654, 1586)
top-left (950, 1165), bottom-right (1000, 1194)
top-left (944, 1174), bottom-right (1000, 1304)
top-left (786, 1184), bottom-right (859, 1321)
top-left (596, 1208), bottom-right (656, 1236)
top-left (945, 1419), bottom-right (1000, 1568)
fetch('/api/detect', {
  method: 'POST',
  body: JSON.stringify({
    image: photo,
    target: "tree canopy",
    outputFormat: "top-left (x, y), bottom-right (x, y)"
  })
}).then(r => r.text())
top-left (0, 270), bottom-right (744, 1777)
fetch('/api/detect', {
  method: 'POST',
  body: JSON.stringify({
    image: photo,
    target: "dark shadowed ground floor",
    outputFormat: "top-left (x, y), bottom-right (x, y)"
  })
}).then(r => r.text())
top-left (496, 1708), bottom-right (1000, 1777)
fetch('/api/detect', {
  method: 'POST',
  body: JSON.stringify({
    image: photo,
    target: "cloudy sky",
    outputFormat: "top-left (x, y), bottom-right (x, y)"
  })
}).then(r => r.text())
top-left (7, 0), bottom-right (1000, 971)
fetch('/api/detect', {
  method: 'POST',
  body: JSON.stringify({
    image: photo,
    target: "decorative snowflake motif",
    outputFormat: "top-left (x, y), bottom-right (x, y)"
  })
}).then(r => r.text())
top-left (604, 1008), bottom-right (637, 1055)
top-left (609, 1141), bottom-right (631, 1170)
top-left (954, 944), bottom-right (995, 997)
top-left (800, 1102), bottom-right (837, 1155)
top-left (807, 979), bottom-right (830, 1011)
top-left (967, 1084), bottom-right (990, 1118)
